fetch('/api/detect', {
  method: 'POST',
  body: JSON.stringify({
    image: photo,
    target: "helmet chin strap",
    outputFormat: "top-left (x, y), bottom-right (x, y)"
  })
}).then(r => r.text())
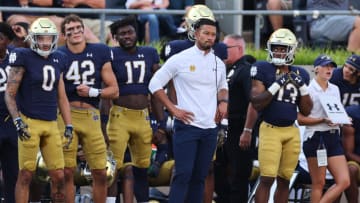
top-left (36, 48), bottom-right (52, 57)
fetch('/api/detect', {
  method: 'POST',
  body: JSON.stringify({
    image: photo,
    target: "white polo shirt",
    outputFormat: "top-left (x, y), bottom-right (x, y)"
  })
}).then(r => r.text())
top-left (149, 45), bottom-right (228, 129)
top-left (303, 78), bottom-right (340, 140)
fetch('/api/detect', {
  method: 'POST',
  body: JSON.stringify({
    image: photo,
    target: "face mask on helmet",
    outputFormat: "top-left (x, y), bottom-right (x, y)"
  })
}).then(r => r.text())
top-left (185, 4), bottom-right (215, 41)
top-left (75, 150), bottom-right (117, 186)
top-left (27, 18), bottom-right (58, 57)
top-left (34, 149), bottom-right (116, 187)
top-left (34, 151), bottom-right (50, 183)
top-left (266, 28), bottom-right (298, 66)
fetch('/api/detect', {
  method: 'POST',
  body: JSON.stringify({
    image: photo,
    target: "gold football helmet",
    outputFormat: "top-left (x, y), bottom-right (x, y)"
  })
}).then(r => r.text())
top-left (266, 28), bottom-right (298, 66)
top-left (184, 4), bottom-right (215, 41)
top-left (75, 150), bottom-right (117, 186)
top-left (35, 150), bottom-right (117, 186)
top-left (105, 150), bottom-right (117, 186)
top-left (28, 17), bottom-right (58, 57)
top-left (34, 151), bottom-right (50, 183)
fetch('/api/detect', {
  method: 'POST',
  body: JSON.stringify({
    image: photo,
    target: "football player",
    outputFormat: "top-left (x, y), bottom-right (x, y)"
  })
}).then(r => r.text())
top-left (159, 5), bottom-right (227, 203)
top-left (103, 15), bottom-right (164, 203)
top-left (330, 54), bottom-right (360, 107)
top-left (58, 14), bottom-right (119, 203)
top-left (0, 22), bottom-right (18, 203)
top-left (4, 17), bottom-right (73, 203)
top-left (250, 28), bottom-right (313, 203)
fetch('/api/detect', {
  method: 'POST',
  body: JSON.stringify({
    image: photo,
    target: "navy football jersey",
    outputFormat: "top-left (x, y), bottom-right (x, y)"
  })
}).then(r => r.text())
top-left (162, 39), bottom-right (227, 61)
top-left (345, 105), bottom-right (360, 155)
top-left (59, 43), bottom-right (112, 108)
top-left (251, 61), bottom-right (310, 126)
top-left (0, 47), bottom-right (12, 117)
top-left (111, 46), bottom-right (159, 96)
top-left (8, 48), bottom-right (68, 121)
top-left (330, 68), bottom-right (360, 106)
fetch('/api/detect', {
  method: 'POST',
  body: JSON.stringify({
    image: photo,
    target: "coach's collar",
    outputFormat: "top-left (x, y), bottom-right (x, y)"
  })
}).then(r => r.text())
top-left (194, 44), bottom-right (213, 56)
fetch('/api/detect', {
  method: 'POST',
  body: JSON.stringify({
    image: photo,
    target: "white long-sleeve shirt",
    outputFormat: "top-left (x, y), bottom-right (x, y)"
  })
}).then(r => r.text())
top-left (149, 45), bottom-right (228, 129)
top-left (303, 78), bottom-right (341, 140)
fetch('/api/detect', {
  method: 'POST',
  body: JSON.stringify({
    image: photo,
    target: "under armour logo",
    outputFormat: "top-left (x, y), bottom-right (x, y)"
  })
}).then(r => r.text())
top-left (53, 58), bottom-right (59, 63)
top-left (279, 77), bottom-right (287, 83)
top-left (326, 103), bottom-right (340, 111)
top-left (86, 53), bottom-right (93, 58)
top-left (138, 54), bottom-right (144, 58)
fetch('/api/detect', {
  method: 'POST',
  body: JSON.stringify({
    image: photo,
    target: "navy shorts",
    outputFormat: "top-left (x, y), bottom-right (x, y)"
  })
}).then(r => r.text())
top-left (303, 130), bottom-right (343, 158)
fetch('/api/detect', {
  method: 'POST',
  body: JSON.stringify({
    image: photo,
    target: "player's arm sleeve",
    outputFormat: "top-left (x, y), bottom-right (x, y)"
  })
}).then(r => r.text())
top-left (302, 68), bottom-right (311, 85)
top-left (103, 45), bottom-right (113, 63)
top-left (8, 48), bottom-right (26, 67)
top-left (152, 48), bottom-right (160, 64)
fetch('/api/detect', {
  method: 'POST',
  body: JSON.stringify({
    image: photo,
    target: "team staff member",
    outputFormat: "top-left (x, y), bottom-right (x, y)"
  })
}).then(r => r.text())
top-left (59, 14), bottom-right (119, 203)
top-left (0, 22), bottom-right (18, 203)
top-left (299, 55), bottom-right (350, 202)
top-left (250, 28), bottom-right (313, 203)
top-left (149, 18), bottom-right (228, 203)
top-left (104, 16), bottom-right (163, 203)
top-left (160, 5), bottom-right (227, 203)
top-left (222, 34), bottom-right (258, 203)
top-left (5, 17), bottom-right (73, 203)
top-left (330, 54), bottom-right (360, 106)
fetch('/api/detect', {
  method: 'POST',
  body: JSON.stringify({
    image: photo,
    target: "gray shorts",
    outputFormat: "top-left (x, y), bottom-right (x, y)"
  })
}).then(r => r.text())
top-left (310, 15), bottom-right (355, 42)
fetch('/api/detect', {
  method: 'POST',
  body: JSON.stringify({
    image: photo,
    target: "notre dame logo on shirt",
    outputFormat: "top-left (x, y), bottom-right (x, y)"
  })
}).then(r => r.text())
top-left (9, 52), bottom-right (17, 63)
top-left (189, 65), bottom-right (196, 72)
top-left (250, 65), bottom-right (257, 77)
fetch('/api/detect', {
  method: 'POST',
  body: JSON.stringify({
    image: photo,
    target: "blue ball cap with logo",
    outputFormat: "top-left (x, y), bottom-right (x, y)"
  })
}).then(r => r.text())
top-left (313, 54), bottom-right (337, 68)
top-left (345, 54), bottom-right (360, 71)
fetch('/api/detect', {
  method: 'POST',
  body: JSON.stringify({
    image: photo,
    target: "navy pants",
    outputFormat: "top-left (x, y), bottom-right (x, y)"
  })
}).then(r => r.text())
top-left (169, 120), bottom-right (217, 203)
top-left (225, 118), bottom-right (255, 203)
top-left (0, 115), bottom-right (18, 203)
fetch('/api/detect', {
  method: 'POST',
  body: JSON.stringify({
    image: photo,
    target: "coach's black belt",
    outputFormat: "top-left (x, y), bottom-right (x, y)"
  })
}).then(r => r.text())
top-left (314, 129), bottom-right (338, 134)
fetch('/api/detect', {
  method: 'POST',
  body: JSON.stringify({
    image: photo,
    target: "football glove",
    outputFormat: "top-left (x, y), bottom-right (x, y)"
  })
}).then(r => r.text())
top-left (14, 117), bottom-right (30, 141)
top-left (64, 125), bottom-right (73, 149)
top-left (288, 71), bottom-right (305, 88)
top-left (275, 73), bottom-right (289, 87)
top-left (268, 73), bottom-right (289, 95)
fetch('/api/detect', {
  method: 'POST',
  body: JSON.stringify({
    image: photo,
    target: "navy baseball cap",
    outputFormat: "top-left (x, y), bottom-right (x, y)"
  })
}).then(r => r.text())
top-left (313, 54), bottom-right (337, 68)
top-left (345, 54), bottom-right (360, 71)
